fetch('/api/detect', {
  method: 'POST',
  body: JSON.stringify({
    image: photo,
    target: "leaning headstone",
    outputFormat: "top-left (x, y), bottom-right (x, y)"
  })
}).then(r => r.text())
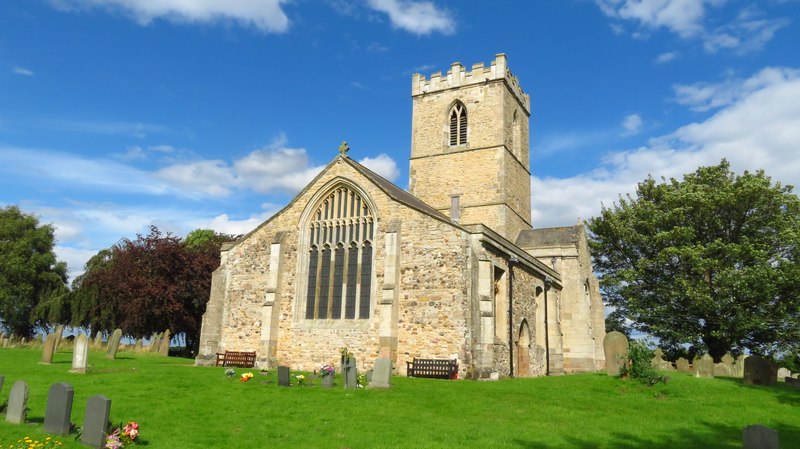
top-left (82, 395), bottom-right (111, 449)
top-left (53, 324), bottom-right (65, 352)
top-left (676, 357), bottom-right (691, 373)
top-left (150, 332), bottom-right (162, 353)
top-left (93, 332), bottom-right (103, 348)
top-left (744, 356), bottom-right (778, 386)
top-left (777, 367), bottom-right (791, 381)
top-left (41, 333), bottom-right (57, 364)
top-left (369, 357), bottom-right (392, 389)
top-left (278, 366), bottom-right (291, 387)
top-left (44, 382), bottom-right (74, 435)
top-left (106, 328), bottom-right (122, 359)
top-left (159, 329), bottom-right (171, 356)
top-left (603, 331), bottom-right (629, 376)
top-left (5, 380), bottom-right (29, 424)
top-left (344, 357), bottom-right (358, 389)
top-left (694, 354), bottom-right (714, 378)
top-left (714, 362), bottom-right (732, 377)
top-left (133, 339), bottom-right (143, 351)
top-left (71, 334), bottom-right (89, 373)
top-left (743, 424), bottom-right (779, 449)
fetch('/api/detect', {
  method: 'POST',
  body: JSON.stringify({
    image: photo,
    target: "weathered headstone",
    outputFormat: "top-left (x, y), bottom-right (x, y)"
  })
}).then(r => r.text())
top-left (675, 357), bottom-right (691, 373)
top-left (41, 333), bottom-right (57, 364)
top-left (71, 334), bottom-right (89, 374)
top-left (150, 332), bottom-right (162, 352)
top-left (344, 357), bottom-right (358, 388)
top-left (321, 372), bottom-right (334, 388)
top-left (93, 332), bottom-right (104, 348)
top-left (278, 366), bottom-right (291, 387)
top-left (733, 355), bottom-right (746, 378)
top-left (744, 356), bottom-right (778, 386)
top-left (777, 367), bottom-right (791, 381)
top-left (694, 354), bottom-right (714, 378)
top-left (369, 357), bottom-right (392, 389)
top-left (54, 324), bottom-right (65, 352)
top-left (743, 424), bottom-right (779, 449)
top-left (106, 328), bottom-right (123, 359)
top-left (44, 382), bottom-right (74, 435)
top-left (714, 363), bottom-right (731, 377)
top-left (602, 331), bottom-right (629, 376)
top-left (5, 380), bottom-right (29, 424)
top-left (82, 395), bottom-right (111, 449)
top-left (159, 329), bottom-right (171, 356)
top-left (721, 353), bottom-right (734, 366)
top-left (133, 339), bottom-right (143, 351)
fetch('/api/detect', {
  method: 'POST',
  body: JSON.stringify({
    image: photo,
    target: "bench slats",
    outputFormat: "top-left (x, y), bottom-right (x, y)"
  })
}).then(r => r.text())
top-left (215, 351), bottom-right (257, 368)
top-left (407, 358), bottom-right (458, 379)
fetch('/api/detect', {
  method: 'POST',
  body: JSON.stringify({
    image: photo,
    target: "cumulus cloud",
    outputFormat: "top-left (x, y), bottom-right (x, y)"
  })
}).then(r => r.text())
top-left (673, 67), bottom-right (800, 111)
top-left (533, 66), bottom-right (800, 228)
top-left (359, 153), bottom-right (400, 181)
top-left (621, 114), bottom-right (643, 135)
top-left (51, 0), bottom-right (291, 33)
top-left (596, 0), bottom-right (708, 38)
top-left (13, 66), bottom-right (34, 76)
top-left (366, 0), bottom-right (455, 35)
top-left (155, 159), bottom-right (236, 196)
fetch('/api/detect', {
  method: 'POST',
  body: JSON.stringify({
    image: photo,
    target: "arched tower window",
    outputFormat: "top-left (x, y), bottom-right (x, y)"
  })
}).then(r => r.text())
top-left (449, 102), bottom-right (467, 146)
top-left (305, 185), bottom-right (375, 320)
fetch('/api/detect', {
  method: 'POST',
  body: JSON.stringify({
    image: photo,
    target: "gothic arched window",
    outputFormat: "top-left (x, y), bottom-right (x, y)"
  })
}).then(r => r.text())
top-left (304, 185), bottom-right (375, 320)
top-left (449, 102), bottom-right (467, 146)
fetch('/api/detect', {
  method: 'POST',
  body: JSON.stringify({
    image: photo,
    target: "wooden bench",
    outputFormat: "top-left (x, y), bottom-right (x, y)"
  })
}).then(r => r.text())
top-left (215, 351), bottom-right (256, 368)
top-left (406, 358), bottom-right (459, 379)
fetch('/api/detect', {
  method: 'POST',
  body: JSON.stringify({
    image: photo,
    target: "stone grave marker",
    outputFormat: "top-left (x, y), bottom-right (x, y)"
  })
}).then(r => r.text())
top-left (54, 324), bottom-right (65, 352)
top-left (733, 355), bottom-right (746, 378)
top-left (159, 329), bottom-right (171, 356)
top-left (721, 353), bottom-right (734, 366)
top-left (133, 339), bottom-right (143, 351)
top-left (714, 362), bottom-right (731, 377)
top-left (71, 334), bottom-right (89, 373)
top-left (44, 382), bottom-right (74, 435)
top-left (82, 395), bottom-right (111, 449)
top-left (0, 374), bottom-right (4, 394)
top-left (93, 332), bottom-right (103, 349)
top-left (41, 333), bottom-right (57, 364)
top-left (603, 331), bottom-right (629, 376)
top-left (344, 357), bottom-right (358, 389)
top-left (744, 356), bottom-right (777, 386)
top-left (150, 332), bottom-right (162, 352)
top-left (675, 357), bottom-right (691, 373)
top-left (278, 366), bottom-right (291, 387)
top-left (106, 328), bottom-right (123, 359)
top-left (743, 424), bottom-right (779, 449)
top-left (369, 357), bottom-right (392, 389)
top-left (5, 380), bottom-right (29, 424)
top-left (777, 367), bottom-right (791, 381)
top-left (694, 354), bottom-right (714, 378)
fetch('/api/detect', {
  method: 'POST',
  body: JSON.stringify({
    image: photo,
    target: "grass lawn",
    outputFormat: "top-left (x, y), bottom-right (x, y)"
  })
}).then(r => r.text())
top-left (1, 347), bottom-right (798, 448)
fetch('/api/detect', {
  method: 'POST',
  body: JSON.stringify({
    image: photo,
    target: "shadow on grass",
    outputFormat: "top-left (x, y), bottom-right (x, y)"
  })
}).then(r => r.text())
top-left (512, 421), bottom-right (800, 449)
top-left (712, 376), bottom-right (800, 407)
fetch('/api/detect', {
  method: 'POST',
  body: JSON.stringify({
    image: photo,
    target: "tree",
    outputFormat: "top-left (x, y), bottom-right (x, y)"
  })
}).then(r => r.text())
top-left (0, 205), bottom-right (68, 337)
top-left (588, 161), bottom-right (800, 361)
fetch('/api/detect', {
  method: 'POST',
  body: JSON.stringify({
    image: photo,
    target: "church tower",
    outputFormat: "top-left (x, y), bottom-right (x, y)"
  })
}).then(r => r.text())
top-left (409, 53), bottom-right (532, 242)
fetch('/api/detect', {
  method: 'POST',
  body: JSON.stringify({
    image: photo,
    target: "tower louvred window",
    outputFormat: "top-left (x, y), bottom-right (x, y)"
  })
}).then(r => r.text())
top-left (449, 102), bottom-right (467, 146)
top-left (305, 185), bottom-right (374, 320)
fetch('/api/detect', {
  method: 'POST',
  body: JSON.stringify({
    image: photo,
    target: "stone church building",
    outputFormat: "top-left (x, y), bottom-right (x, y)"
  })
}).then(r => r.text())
top-left (196, 54), bottom-right (605, 378)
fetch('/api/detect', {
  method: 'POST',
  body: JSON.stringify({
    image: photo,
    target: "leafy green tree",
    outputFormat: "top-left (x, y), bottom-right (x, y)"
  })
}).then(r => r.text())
top-left (0, 205), bottom-right (68, 337)
top-left (588, 161), bottom-right (800, 361)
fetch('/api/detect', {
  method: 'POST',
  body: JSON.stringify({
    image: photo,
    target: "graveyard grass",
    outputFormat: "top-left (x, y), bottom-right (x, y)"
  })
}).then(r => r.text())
top-left (1, 348), bottom-right (799, 448)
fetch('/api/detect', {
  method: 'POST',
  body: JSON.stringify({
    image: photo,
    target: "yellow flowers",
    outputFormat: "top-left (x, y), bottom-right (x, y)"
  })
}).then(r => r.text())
top-left (240, 372), bottom-right (254, 382)
top-left (3, 437), bottom-right (62, 449)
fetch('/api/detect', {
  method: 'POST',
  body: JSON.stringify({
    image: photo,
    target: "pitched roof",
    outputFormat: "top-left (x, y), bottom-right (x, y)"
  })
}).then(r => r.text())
top-left (516, 225), bottom-right (581, 248)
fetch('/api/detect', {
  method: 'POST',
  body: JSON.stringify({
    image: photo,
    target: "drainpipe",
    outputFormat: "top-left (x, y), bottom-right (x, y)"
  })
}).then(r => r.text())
top-left (544, 276), bottom-right (552, 376)
top-left (508, 255), bottom-right (518, 378)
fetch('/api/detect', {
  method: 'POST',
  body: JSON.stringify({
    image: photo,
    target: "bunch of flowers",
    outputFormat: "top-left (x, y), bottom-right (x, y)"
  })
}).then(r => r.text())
top-left (357, 373), bottom-right (367, 388)
top-left (240, 372), bottom-right (254, 382)
top-left (224, 368), bottom-right (236, 379)
top-left (339, 347), bottom-right (353, 362)
top-left (320, 364), bottom-right (335, 376)
top-left (7, 436), bottom-right (63, 448)
top-left (295, 374), bottom-right (306, 385)
top-left (105, 421), bottom-right (139, 448)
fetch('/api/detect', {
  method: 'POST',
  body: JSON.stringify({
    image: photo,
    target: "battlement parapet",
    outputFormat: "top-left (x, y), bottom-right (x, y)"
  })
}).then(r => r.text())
top-left (411, 53), bottom-right (530, 112)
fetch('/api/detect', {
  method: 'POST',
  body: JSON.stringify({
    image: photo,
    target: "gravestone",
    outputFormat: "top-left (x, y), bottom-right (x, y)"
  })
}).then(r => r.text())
top-left (133, 339), bottom-right (143, 351)
top-left (0, 375), bottom-right (4, 393)
top-left (721, 353), bottom-right (734, 366)
top-left (602, 331), bottom-right (629, 376)
top-left (676, 357), bottom-right (691, 373)
top-left (82, 395), bottom-right (111, 449)
top-left (106, 328), bottom-right (123, 359)
top-left (54, 324), bottom-right (65, 352)
top-left (159, 329), bottom-right (171, 356)
top-left (694, 354), bottom-right (714, 378)
top-left (5, 380), bottom-right (29, 424)
top-left (651, 348), bottom-right (673, 371)
top-left (713, 363), bottom-right (731, 377)
top-left (71, 334), bottom-right (89, 373)
top-left (41, 333), bottom-right (57, 364)
top-left (93, 332), bottom-right (103, 348)
top-left (369, 357), bottom-right (392, 389)
top-left (278, 366), bottom-right (291, 387)
top-left (777, 367), bottom-right (791, 381)
top-left (743, 424), bottom-right (779, 449)
top-left (733, 355), bottom-right (746, 378)
top-left (44, 382), bottom-right (74, 435)
top-left (321, 373), bottom-right (334, 388)
top-left (150, 332), bottom-right (162, 352)
top-left (344, 357), bottom-right (358, 388)
top-left (744, 356), bottom-right (778, 386)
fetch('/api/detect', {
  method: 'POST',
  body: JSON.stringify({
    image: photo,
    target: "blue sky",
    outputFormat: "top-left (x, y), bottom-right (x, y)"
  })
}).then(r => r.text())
top-left (2, 0), bottom-right (799, 281)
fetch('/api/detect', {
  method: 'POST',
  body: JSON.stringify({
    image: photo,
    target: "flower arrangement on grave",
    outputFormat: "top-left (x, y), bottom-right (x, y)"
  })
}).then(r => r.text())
top-left (295, 374), bottom-right (306, 385)
top-left (225, 368), bottom-right (236, 379)
top-left (339, 347), bottom-right (353, 362)
top-left (320, 364), bottom-right (335, 377)
top-left (240, 372), bottom-right (254, 382)
top-left (7, 436), bottom-right (63, 448)
top-left (357, 373), bottom-right (367, 388)
top-left (104, 421), bottom-right (139, 448)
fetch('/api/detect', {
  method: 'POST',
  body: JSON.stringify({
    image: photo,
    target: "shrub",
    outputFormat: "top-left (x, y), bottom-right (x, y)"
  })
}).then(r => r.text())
top-left (619, 340), bottom-right (670, 386)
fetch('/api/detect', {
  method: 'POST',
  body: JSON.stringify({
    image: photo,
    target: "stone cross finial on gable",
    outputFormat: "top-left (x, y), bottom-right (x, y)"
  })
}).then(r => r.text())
top-left (339, 141), bottom-right (350, 157)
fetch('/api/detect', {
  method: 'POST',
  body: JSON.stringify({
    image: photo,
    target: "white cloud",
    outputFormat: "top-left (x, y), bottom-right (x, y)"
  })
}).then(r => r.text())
top-left (12, 66), bottom-right (34, 76)
top-left (155, 160), bottom-right (236, 196)
top-left (621, 114), bottom-right (643, 135)
top-left (51, 0), bottom-right (291, 33)
top-left (366, 0), bottom-right (455, 35)
top-left (673, 67), bottom-right (800, 111)
top-left (53, 119), bottom-right (168, 138)
top-left (655, 51), bottom-right (679, 64)
top-left (54, 245), bottom-right (100, 280)
top-left (533, 66), bottom-right (800, 228)
top-left (596, 0), bottom-right (709, 38)
top-left (359, 154), bottom-right (400, 181)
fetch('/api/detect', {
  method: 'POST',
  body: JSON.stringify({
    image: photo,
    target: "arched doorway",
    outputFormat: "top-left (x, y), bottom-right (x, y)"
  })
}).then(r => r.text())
top-left (517, 320), bottom-right (531, 377)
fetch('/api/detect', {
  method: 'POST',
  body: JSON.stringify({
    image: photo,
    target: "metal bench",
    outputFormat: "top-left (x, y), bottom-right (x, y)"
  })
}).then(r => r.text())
top-left (215, 351), bottom-right (256, 368)
top-left (406, 358), bottom-right (459, 379)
